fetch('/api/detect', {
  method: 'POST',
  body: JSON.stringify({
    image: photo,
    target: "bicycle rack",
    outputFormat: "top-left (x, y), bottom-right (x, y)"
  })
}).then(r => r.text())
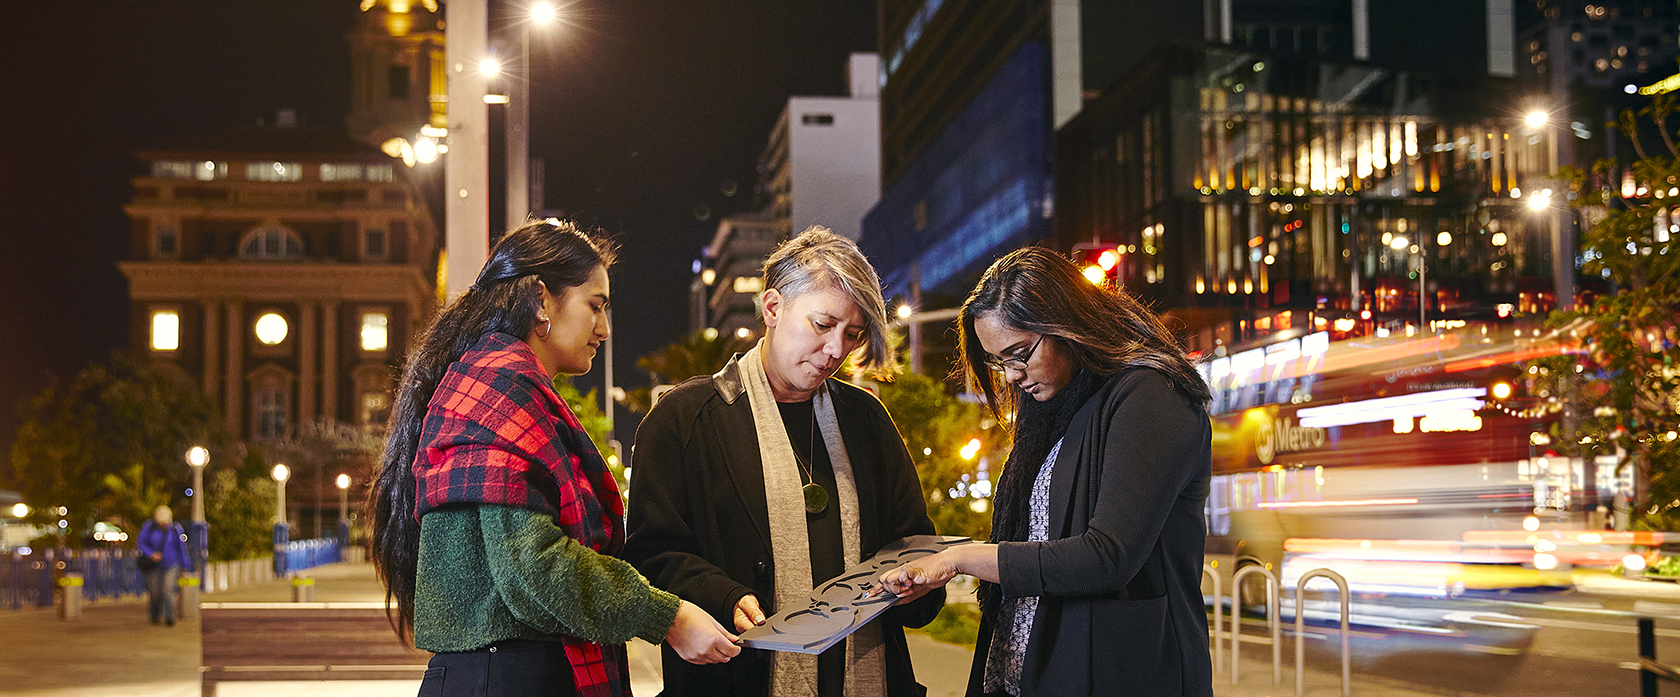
top-left (1293, 568), bottom-right (1351, 697)
top-left (1202, 563), bottom-right (1223, 672)
top-left (1230, 564), bottom-right (1282, 685)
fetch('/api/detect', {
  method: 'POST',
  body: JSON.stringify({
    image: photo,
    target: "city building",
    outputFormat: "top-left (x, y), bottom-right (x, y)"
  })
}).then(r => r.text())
top-left (347, 0), bottom-right (448, 153)
top-left (694, 213), bottom-right (783, 340)
top-left (754, 53), bottom-right (883, 242)
top-left (1055, 45), bottom-right (1569, 354)
top-left (120, 119), bottom-right (439, 441)
top-left (1522, 0), bottom-right (1678, 97)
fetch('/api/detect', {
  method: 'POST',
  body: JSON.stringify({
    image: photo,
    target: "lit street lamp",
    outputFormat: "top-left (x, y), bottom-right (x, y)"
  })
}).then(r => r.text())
top-left (335, 474), bottom-right (351, 526)
top-left (185, 446), bottom-right (209, 524)
top-left (271, 464), bottom-right (290, 526)
top-left (184, 446), bottom-right (210, 597)
top-left (271, 463), bottom-right (291, 578)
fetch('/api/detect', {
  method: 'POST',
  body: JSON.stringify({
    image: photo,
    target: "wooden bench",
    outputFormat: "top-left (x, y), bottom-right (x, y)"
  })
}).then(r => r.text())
top-left (200, 602), bottom-right (432, 697)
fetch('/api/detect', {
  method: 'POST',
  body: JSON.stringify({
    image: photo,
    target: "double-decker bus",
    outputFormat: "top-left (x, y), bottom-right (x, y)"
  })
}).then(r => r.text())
top-left (1199, 322), bottom-right (1635, 620)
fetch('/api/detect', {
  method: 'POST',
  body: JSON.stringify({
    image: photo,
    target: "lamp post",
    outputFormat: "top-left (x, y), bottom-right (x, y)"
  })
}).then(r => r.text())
top-left (272, 464), bottom-right (290, 527)
top-left (334, 474), bottom-right (352, 558)
top-left (183, 446), bottom-right (210, 603)
top-left (507, 2), bottom-right (557, 228)
top-left (1525, 107), bottom-right (1573, 310)
top-left (271, 464), bottom-right (290, 578)
top-left (186, 446), bottom-right (209, 524)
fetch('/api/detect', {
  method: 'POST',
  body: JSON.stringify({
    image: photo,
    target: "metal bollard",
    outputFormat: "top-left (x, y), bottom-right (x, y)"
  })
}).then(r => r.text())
top-left (1641, 617), bottom-right (1658, 697)
top-left (178, 575), bottom-right (201, 619)
top-left (58, 573), bottom-right (83, 621)
top-left (1202, 564), bottom-right (1224, 672)
top-left (291, 576), bottom-right (315, 602)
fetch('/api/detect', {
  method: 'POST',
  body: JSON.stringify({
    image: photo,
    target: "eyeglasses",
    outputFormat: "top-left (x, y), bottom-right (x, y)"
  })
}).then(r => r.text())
top-left (983, 334), bottom-right (1046, 374)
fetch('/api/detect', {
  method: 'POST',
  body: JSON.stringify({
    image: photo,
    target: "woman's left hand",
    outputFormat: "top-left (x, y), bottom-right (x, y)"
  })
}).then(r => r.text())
top-left (876, 547), bottom-right (964, 600)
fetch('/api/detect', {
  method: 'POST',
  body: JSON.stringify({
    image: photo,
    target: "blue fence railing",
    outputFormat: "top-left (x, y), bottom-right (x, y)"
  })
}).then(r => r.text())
top-left (2, 548), bottom-right (147, 610)
top-left (274, 535), bottom-right (341, 577)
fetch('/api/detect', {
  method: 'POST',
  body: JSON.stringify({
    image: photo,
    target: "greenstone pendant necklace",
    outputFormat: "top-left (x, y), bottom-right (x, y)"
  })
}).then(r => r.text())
top-left (792, 406), bottom-right (828, 515)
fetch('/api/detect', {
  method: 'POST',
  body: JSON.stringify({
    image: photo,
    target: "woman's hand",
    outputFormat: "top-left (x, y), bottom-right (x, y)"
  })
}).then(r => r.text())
top-left (732, 594), bottom-right (767, 633)
top-left (666, 600), bottom-right (741, 665)
top-left (875, 543), bottom-right (1000, 599)
top-left (876, 548), bottom-right (963, 599)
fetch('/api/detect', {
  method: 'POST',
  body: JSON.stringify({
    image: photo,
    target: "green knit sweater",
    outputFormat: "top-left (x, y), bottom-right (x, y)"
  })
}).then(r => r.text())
top-left (413, 504), bottom-right (681, 653)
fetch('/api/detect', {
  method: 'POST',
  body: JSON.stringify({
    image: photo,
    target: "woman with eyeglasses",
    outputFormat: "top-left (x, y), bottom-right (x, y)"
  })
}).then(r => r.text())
top-left (877, 246), bottom-right (1214, 696)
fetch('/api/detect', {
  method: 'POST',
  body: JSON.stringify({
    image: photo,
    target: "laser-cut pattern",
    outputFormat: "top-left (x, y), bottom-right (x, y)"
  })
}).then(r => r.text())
top-left (737, 535), bottom-right (974, 654)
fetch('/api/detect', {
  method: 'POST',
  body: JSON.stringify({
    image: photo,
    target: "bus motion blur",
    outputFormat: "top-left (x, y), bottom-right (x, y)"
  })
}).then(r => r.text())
top-left (1200, 322), bottom-right (1643, 622)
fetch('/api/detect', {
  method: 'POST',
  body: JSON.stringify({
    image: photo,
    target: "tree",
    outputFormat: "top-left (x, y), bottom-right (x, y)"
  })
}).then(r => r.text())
top-left (9, 356), bottom-right (227, 543)
top-left (552, 376), bottom-right (627, 489)
top-left (100, 464), bottom-right (173, 531)
top-left (874, 371), bottom-right (1006, 541)
top-left (205, 467), bottom-right (278, 562)
top-left (621, 330), bottom-right (752, 413)
top-left (1537, 93), bottom-right (1680, 530)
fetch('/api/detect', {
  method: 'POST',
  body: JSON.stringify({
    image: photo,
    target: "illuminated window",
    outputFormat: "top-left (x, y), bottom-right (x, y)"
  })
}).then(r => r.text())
top-left (732, 276), bottom-right (764, 294)
top-left (151, 161), bottom-right (194, 179)
top-left (196, 161), bottom-right (228, 181)
top-left (150, 310), bottom-right (180, 351)
top-left (367, 165), bottom-right (394, 182)
top-left (254, 312), bottom-right (289, 345)
top-left (238, 226), bottom-right (304, 260)
top-left (320, 163), bottom-right (365, 182)
top-left (360, 312), bottom-right (389, 352)
top-left (246, 162), bottom-right (302, 182)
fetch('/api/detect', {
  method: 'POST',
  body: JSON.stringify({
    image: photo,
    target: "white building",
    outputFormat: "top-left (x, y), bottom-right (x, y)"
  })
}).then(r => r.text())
top-left (756, 53), bottom-right (881, 242)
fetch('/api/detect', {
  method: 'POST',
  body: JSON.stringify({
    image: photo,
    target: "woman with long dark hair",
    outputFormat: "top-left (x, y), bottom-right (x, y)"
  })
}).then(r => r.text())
top-left (369, 220), bottom-right (739, 697)
top-left (878, 246), bottom-right (1214, 696)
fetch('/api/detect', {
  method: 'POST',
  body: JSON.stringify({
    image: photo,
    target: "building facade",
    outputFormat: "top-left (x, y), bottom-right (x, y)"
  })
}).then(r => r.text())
top-left (120, 124), bottom-right (438, 442)
top-left (346, 0), bottom-right (448, 151)
top-left (695, 213), bottom-right (783, 340)
top-left (1055, 43), bottom-right (1592, 354)
top-left (755, 53), bottom-right (882, 242)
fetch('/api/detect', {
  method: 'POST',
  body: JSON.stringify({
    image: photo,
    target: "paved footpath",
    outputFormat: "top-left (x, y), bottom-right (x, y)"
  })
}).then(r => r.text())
top-left (0, 561), bottom-right (1445, 697)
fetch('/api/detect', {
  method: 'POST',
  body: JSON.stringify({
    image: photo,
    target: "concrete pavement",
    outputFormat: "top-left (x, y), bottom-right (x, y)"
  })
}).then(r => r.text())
top-left (0, 559), bottom-right (1578, 696)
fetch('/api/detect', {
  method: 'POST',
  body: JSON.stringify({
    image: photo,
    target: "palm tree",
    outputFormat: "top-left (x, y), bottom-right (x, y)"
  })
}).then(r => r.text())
top-left (622, 330), bottom-right (752, 413)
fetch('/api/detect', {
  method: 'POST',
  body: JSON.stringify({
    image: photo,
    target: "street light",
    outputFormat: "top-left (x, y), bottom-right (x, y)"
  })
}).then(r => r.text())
top-left (505, 4), bottom-right (564, 237)
top-left (271, 464), bottom-right (290, 527)
top-left (1524, 110), bottom-right (1549, 129)
top-left (335, 474), bottom-right (351, 525)
top-left (185, 446), bottom-right (209, 524)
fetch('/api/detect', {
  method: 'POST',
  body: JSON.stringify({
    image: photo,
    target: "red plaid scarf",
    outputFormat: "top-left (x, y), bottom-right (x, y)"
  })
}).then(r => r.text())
top-left (415, 332), bottom-right (629, 697)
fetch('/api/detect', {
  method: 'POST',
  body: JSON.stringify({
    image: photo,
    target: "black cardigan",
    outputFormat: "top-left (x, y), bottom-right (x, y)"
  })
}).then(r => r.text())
top-left (974, 368), bottom-right (1214, 697)
top-left (623, 355), bottom-right (945, 697)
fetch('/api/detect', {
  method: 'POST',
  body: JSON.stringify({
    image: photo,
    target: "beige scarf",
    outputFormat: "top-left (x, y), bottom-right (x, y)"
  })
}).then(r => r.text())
top-left (739, 343), bottom-right (885, 697)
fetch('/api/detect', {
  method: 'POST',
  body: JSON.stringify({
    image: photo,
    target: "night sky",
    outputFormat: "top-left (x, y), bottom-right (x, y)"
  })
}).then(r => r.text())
top-left (0, 0), bottom-right (877, 480)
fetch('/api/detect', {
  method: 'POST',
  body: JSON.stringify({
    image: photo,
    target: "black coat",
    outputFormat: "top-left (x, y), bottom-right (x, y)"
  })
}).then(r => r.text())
top-left (973, 368), bottom-right (1213, 697)
top-left (623, 356), bottom-right (945, 697)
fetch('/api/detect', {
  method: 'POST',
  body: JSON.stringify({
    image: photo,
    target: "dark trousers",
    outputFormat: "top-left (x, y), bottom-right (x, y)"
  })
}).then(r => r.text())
top-left (418, 639), bottom-right (580, 697)
top-left (142, 566), bottom-right (178, 624)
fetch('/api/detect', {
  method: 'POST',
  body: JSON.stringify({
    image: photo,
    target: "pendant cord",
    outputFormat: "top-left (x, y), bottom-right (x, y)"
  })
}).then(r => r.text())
top-left (790, 405), bottom-right (817, 486)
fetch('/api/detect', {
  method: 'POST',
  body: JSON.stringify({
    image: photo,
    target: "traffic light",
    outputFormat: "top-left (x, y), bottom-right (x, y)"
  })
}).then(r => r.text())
top-left (1071, 244), bottom-right (1121, 286)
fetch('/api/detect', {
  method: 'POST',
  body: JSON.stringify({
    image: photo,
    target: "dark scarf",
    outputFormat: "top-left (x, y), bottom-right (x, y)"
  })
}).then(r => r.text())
top-left (414, 332), bottom-right (628, 697)
top-left (979, 368), bottom-right (1108, 617)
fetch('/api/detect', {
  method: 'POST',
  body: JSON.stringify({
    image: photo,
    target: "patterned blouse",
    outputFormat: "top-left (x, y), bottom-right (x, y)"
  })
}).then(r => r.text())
top-left (982, 439), bottom-right (1062, 696)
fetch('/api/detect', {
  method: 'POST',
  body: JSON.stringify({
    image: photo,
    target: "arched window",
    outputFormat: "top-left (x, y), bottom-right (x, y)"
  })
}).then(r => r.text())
top-left (238, 226), bottom-right (304, 260)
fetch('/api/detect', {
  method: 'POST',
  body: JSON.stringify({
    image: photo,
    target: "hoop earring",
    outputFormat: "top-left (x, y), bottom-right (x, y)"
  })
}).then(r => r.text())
top-left (535, 317), bottom-right (552, 339)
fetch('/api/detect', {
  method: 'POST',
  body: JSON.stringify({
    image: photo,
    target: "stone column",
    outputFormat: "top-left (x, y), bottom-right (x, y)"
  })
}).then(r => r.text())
top-left (202, 300), bottom-right (220, 410)
top-left (224, 301), bottom-right (244, 437)
top-left (320, 301), bottom-right (339, 422)
top-left (298, 302), bottom-right (317, 423)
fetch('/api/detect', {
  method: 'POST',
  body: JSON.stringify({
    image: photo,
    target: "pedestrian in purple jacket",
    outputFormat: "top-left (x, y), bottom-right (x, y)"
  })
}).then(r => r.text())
top-left (136, 505), bottom-right (191, 626)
